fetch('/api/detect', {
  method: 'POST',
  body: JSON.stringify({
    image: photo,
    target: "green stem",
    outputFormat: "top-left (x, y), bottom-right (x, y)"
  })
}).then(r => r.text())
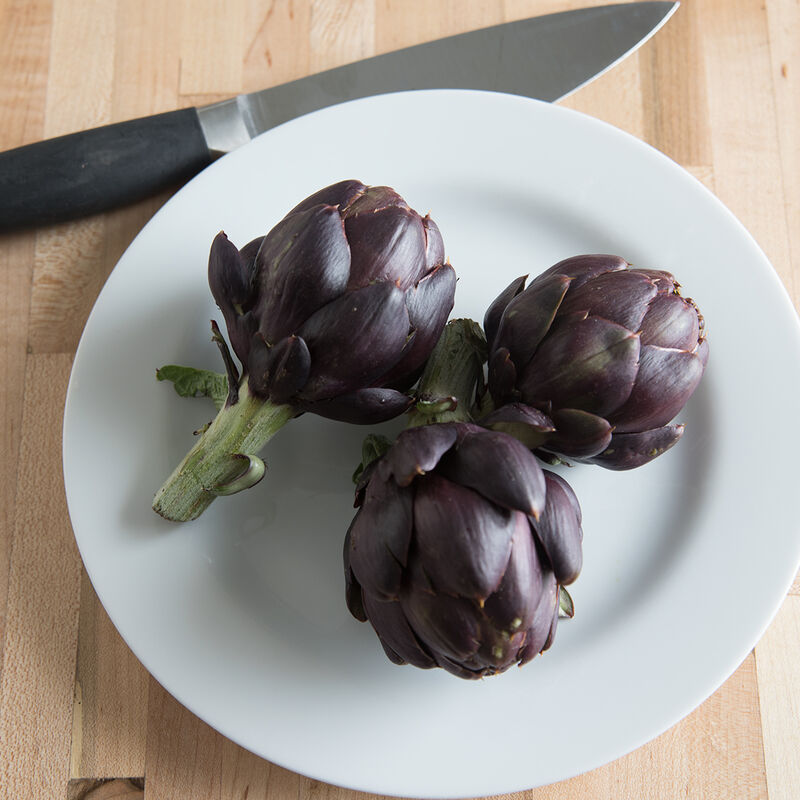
top-left (406, 318), bottom-right (487, 427)
top-left (152, 382), bottom-right (294, 522)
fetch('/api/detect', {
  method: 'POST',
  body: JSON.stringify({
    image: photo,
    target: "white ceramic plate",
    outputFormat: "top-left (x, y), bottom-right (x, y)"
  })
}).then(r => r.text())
top-left (63, 91), bottom-right (800, 798)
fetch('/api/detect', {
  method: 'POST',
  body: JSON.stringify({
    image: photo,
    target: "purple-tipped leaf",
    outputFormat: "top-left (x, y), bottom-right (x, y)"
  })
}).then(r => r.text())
top-left (342, 185), bottom-right (409, 217)
top-left (520, 316), bottom-right (640, 416)
top-left (245, 333), bottom-right (271, 396)
top-left (546, 407), bottom-right (613, 458)
top-left (343, 527), bottom-right (367, 622)
top-left (630, 268), bottom-right (677, 295)
top-left (487, 347), bottom-right (519, 405)
top-left (412, 474), bottom-right (515, 601)
top-left (423, 215), bottom-right (445, 270)
top-left (531, 471), bottom-right (583, 585)
top-left (265, 335), bottom-right (311, 404)
top-left (481, 402), bottom-right (555, 449)
top-left (238, 236), bottom-right (264, 275)
top-left (378, 262), bottom-right (456, 385)
top-left (256, 205), bottom-right (351, 343)
top-left (609, 344), bottom-right (706, 432)
top-left (437, 429), bottom-right (546, 518)
top-left (517, 569), bottom-right (558, 664)
top-left (433, 654), bottom-right (486, 680)
top-left (493, 273), bottom-right (571, 371)
top-left (299, 387), bottom-right (412, 424)
top-left (246, 333), bottom-right (310, 401)
top-left (695, 336), bottom-right (709, 367)
top-left (209, 233), bottom-right (258, 363)
top-left (586, 424), bottom-right (684, 469)
top-left (483, 275), bottom-right (527, 351)
top-left (558, 270), bottom-right (657, 331)
top-left (298, 282), bottom-right (410, 401)
top-left (542, 588), bottom-right (560, 652)
top-left (379, 639), bottom-right (407, 666)
top-left (209, 231), bottom-right (252, 309)
top-left (482, 512), bottom-right (543, 632)
top-left (535, 253), bottom-right (628, 290)
top-left (362, 593), bottom-right (437, 670)
top-left (344, 205), bottom-right (428, 291)
top-left (382, 423), bottom-right (458, 486)
top-left (401, 561), bottom-right (482, 662)
top-left (547, 470), bottom-right (582, 525)
top-left (287, 179), bottom-right (367, 216)
top-left (481, 402), bottom-right (553, 429)
top-left (639, 293), bottom-right (701, 350)
top-left (347, 477), bottom-right (414, 599)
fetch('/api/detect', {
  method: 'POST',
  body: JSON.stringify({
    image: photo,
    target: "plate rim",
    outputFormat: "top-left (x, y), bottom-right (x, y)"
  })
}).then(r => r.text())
top-left (62, 88), bottom-right (800, 798)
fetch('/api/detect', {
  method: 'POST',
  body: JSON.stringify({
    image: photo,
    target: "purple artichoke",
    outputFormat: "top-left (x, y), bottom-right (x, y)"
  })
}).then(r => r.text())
top-left (153, 180), bottom-right (456, 522)
top-left (344, 422), bottom-right (583, 679)
top-left (209, 179), bottom-right (456, 423)
top-left (483, 254), bottom-right (708, 469)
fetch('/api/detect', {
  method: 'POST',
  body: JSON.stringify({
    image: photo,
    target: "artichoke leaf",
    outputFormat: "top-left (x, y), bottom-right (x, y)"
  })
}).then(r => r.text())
top-left (156, 364), bottom-right (229, 411)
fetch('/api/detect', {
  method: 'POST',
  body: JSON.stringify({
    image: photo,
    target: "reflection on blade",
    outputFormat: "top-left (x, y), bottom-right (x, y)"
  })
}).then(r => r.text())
top-left (239, 3), bottom-right (678, 135)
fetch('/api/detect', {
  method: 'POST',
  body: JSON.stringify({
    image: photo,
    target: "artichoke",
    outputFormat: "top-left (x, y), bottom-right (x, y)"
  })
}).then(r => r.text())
top-left (344, 422), bottom-right (583, 679)
top-left (483, 254), bottom-right (708, 469)
top-left (153, 180), bottom-right (455, 521)
top-left (210, 179), bottom-right (456, 422)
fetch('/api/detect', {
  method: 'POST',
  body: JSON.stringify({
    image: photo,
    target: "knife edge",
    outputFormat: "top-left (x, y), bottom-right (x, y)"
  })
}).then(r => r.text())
top-left (198, 2), bottom-right (678, 155)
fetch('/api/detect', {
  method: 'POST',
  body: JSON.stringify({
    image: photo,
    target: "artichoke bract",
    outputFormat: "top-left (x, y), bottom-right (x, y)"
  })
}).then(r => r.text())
top-left (344, 422), bottom-right (583, 679)
top-left (153, 180), bottom-right (455, 521)
top-left (483, 255), bottom-right (708, 469)
top-left (210, 179), bottom-right (456, 422)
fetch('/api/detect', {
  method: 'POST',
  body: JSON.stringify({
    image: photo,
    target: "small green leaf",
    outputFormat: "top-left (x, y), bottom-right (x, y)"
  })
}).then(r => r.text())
top-left (156, 365), bottom-right (229, 411)
top-left (484, 421), bottom-right (552, 449)
top-left (415, 396), bottom-right (458, 415)
top-left (352, 433), bottom-right (393, 484)
top-left (558, 586), bottom-right (575, 619)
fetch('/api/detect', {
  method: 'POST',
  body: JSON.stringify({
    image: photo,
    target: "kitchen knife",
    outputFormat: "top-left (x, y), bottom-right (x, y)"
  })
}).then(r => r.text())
top-left (0, 2), bottom-right (677, 231)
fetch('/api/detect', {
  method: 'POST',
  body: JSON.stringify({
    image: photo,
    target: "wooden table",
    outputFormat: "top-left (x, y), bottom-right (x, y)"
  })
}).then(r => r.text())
top-left (1, 1), bottom-right (798, 798)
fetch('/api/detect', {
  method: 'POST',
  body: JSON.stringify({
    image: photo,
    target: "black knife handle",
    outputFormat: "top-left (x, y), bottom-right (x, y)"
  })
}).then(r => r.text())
top-left (0, 107), bottom-right (214, 232)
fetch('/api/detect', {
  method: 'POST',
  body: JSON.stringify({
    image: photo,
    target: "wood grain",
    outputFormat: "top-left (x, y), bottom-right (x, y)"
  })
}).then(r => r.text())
top-left (0, 355), bottom-right (82, 798)
top-left (764, 0), bottom-right (800, 310)
top-left (144, 679), bottom-right (275, 799)
top-left (310, 0), bottom-right (375, 71)
top-left (0, 0), bottom-right (52, 149)
top-left (113, 0), bottom-right (182, 119)
top-left (701, 0), bottom-right (793, 291)
top-left (755, 596), bottom-right (800, 800)
top-left (640, 0), bottom-right (711, 168)
top-left (70, 574), bottom-right (149, 780)
top-left (0, 1), bottom-right (798, 799)
top-left (242, 0), bottom-right (311, 91)
top-left (28, 0), bottom-right (114, 355)
top-left (179, 0), bottom-right (245, 95)
top-left (0, 0), bottom-right (52, 678)
top-left (374, 0), bottom-right (503, 49)
top-left (44, 0), bottom-right (115, 138)
top-left (529, 655), bottom-right (767, 800)
top-left (29, 219), bottom-right (109, 354)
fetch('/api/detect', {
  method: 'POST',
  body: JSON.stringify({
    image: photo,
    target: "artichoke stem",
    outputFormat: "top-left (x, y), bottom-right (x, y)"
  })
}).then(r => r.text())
top-left (407, 318), bottom-right (487, 427)
top-left (152, 382), bottom-right (294, 522)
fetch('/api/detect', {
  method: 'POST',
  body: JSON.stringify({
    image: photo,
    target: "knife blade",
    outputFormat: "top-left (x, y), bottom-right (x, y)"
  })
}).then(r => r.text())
top-left (0, 2), bottom-right (676, 232)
